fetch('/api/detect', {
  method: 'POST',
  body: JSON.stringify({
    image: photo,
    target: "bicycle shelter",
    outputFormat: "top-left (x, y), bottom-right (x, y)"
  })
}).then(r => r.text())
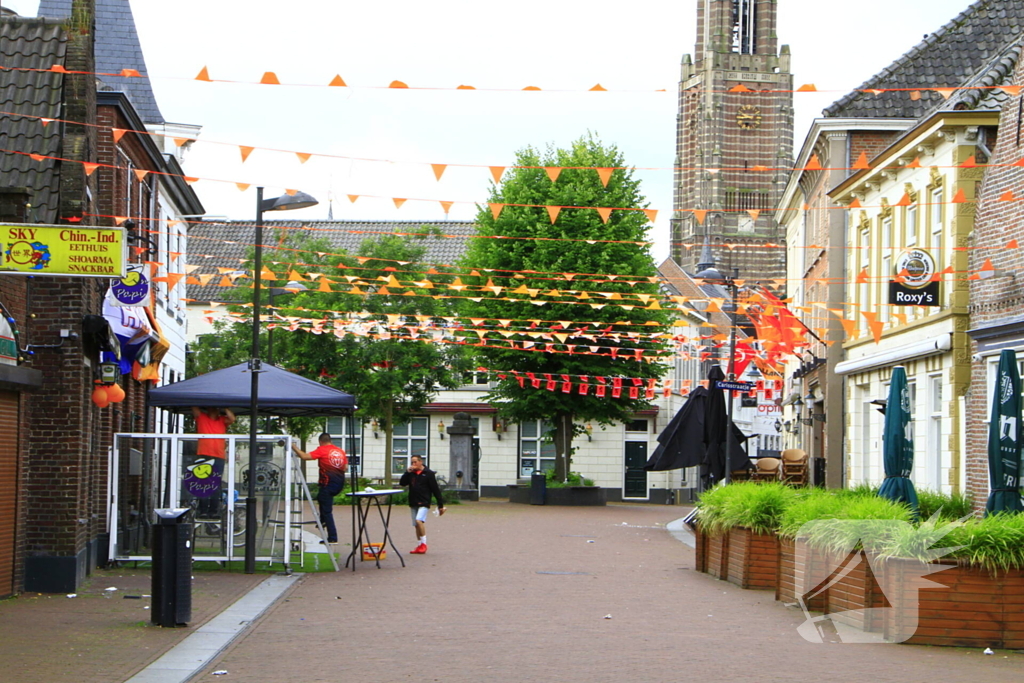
top-left (108, 433), bottom-right (333, 570)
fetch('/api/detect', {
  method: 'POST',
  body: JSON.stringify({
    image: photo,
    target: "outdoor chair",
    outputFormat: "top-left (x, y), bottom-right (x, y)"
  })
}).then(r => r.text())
top-left (750, 457), bottom-right (781, 482)
top-left (781, 449), bottom-right (808, 485)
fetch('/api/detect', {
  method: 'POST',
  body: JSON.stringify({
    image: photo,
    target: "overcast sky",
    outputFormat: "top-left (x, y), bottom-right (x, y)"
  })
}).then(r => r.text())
top-left (7, 0), bottom-right (976, 260)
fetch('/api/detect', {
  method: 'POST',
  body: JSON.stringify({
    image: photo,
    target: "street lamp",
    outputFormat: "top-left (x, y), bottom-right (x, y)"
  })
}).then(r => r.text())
top-left (695, 264), bottom-right (740, 484)
top-left (245, 187), bottom-right (318, 574)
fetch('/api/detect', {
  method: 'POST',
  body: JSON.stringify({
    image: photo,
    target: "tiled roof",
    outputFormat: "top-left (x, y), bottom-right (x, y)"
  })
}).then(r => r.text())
top-left (37, 0), bottom-right (164, 124)
top-left (187, 219), bottom-right (477, 302)
top-left (0, 17), bottom-right (66, 224)
top-left (824, 0), bottom-right (1024, 119)
top-left (938, 39), bottom-right (1022, 112)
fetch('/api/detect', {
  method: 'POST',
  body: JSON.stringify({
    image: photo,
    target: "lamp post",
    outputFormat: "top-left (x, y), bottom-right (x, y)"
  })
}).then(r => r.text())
top-left (245, 187), bottom-right (318, 574)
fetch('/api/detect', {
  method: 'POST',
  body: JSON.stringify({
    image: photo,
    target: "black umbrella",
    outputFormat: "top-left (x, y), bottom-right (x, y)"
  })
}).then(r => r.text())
top-left (986, 349), bottom-right (1024, 515)
top-left (703, 366), bottom-right (750, 484)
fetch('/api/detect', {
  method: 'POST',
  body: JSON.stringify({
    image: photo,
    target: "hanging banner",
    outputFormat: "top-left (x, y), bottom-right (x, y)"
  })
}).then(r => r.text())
top-left (0, 224), bottom-right (125, 277)
top-left (110, 265), bottom-right (150, 306)
top-left (889, 249), bottom-right (939, 306)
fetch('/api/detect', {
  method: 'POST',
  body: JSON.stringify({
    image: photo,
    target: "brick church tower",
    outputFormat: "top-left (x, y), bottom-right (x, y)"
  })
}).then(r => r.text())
top-left (671, 0), bottom-right (793, 283)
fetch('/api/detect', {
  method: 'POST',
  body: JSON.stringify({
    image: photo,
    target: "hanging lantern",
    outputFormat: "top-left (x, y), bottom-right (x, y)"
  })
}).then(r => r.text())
top-left (91, 385), bottom-right (109, 408)
top-left (106, 382), bottom-right (125, 403)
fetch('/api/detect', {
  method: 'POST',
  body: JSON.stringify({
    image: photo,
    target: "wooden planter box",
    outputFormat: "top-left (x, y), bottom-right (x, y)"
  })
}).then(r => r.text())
top-left (882, 560), bottom-right (1024, 648)
top-left (775, 537), bottom-right (828, 612)
top-left (694, 526), bottom-right (708, 574)
top-left (824, 550), bottom-right (888, 633)
top-left (704, 529), bottom-right (729, 581)
top-left (726, 527), bottom-right (778, 590)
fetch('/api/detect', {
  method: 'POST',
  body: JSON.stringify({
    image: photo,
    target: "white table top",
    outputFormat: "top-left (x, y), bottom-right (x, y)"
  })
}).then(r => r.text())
top-left (346, 489), bottom-right (404, 497)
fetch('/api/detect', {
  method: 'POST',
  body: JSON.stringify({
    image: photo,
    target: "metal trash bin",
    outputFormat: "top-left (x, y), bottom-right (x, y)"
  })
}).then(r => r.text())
top-left (151, 507), bottom-right (192, 627)
top-left (530, 471), bottom-right (546, 505)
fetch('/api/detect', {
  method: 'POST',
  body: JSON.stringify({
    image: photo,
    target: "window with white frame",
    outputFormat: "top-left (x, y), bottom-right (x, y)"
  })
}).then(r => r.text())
top-left (519, 420), bottom-right (555, 477)
top-left (927, 375), bottom-right (943, 491)
top-left (906, 205), bottom-right (918, 246)
top-left (391, 417), bottom-right (428, 475)
top-left (859, 228), bottom-right (870, 333)
top-left (881, 217), bottom-right (893, 324)
top-left (324, 416), bottom-right (364, 476)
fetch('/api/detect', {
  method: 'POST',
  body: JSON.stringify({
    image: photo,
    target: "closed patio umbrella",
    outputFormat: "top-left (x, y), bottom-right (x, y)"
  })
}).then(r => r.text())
top-left (986, 349), bottom-right (1024, 515)
top-left (877, 366), bottom-right (918, 515)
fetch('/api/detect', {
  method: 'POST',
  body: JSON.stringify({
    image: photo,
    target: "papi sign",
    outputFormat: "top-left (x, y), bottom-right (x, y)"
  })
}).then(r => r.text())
top-left (888, 248), bottom-right (939, 307)
top-left (0, 224), bottom-right (125, 278)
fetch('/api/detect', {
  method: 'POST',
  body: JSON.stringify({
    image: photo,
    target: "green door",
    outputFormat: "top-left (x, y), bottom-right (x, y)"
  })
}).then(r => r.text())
top-left (624, 441), bottom-right (648, 498)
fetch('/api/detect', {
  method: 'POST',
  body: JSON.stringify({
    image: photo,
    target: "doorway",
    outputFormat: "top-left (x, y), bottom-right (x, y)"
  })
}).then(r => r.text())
top-left (623, 441), bottom-right (648, 499)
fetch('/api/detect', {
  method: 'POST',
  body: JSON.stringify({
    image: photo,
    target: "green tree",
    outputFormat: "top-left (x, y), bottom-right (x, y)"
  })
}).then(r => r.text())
top-left (190, 229), bottom-right (468, 486)
top-left (459, 135), bottom-right (670, 481)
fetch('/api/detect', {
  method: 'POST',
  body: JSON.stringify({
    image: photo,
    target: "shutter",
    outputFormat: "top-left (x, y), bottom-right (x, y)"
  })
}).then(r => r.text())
top-left (0, 391), bottom-right (18, 597)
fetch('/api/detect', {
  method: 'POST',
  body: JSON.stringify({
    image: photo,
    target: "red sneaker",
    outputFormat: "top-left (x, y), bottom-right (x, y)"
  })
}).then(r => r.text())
top-left (410, 543), bottom-right (426, 554)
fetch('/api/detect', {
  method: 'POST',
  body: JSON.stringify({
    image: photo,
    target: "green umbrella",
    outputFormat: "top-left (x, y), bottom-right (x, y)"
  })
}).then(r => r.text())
top-left (878, 366), bottom-right (918, 515)
top-left (986, 349), bottom-right (1024, 515)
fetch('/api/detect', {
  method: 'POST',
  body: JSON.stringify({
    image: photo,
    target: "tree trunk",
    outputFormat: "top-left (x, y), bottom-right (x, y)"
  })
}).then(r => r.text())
top-left (383, 401), bottom-right (394, 488)
top-left (553, 412), bottom-right (573, 483)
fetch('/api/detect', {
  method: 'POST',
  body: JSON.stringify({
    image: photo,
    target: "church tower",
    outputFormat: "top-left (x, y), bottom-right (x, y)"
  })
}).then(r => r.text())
top-left (671, 0), bottom-right (793, 283)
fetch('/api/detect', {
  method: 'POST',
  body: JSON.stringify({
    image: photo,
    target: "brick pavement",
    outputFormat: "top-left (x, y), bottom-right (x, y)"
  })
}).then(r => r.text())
top-left (0, 564), bottom-right (264, 683)
top-left (195, 501), bottom-right (1024, 683)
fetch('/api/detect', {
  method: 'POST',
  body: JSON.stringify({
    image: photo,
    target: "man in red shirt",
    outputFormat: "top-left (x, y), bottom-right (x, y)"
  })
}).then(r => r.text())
top-left (292, 433), bottom-right (348, 544)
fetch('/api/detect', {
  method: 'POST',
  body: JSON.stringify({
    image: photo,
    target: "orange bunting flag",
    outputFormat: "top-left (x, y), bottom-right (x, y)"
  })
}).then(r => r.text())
top-left (856, 268), bottom-right (869, 285)
top-left (952, 188), bottom-right (967, 203)
top-left (195, 66), bottom-right (212, 81)
top-left (590, 83), bottom-right (607, 91)
top-left (49, 64), bottom-right (68, 73)
top-left (853, 152), bottom-right (871, 170)
top-left (183, 177), bottom-right (199, 185)
top-left (1007, 239), bottom-right (1019, 249)
top-left (544, 167), bottom-right (562, 182)
top-left (431, 164), bottom-right (447, 181)
top-left (318, 278), bottom-right (333, 292)
top-left (393, 198), bottom-right (407, 209)
top-left (797, 83), bottom-right (817, 92)
top-left (895, 192), bottom-right (913, 207)
top-left (218, 276), bottom-right (233, 287)
top-left (389, 80), bottom-right (409, 89)
top-left (643, 209), bottom-right (658, 224)
top-left (111, 128), bottom-right (128, 144)
top-left (239, 146), bottom-right (254, 162)
top-left (287, 269), bottom-right (307, 281)
top-left (904, 157), bottom-right (922, 168)
top-left (347, 194), bottom-right (359, 203)
top-left (960, 155), bottom-right (978, 168)
top-left (1000, 191), bottom-right (1016, 202)
top-left (489, 203), bottom-right (504, 220)
top-left (522, 86), bottom-right (541, 91)
top-left (236, 183), bottom-right (251, 192)
top-left (804, 154), bottom-right (822, 171)
top-left (456, 84), bottom-right (476, 90)
top-left (934, 87), bottom-right (956, 100)
top-left (120, 68), bottom-right (141, 78)
top-left (296, 153), bottom-right (312, 164)
top-left (28, 154), bottom-right (44, 161)
top-left (909, 90), bottom-right (922, 101)
top-left (746, 209), bottom-right (760, 221)
top-left (173, 137), bottom-right (192, 147)
top-left (439, 201), bottom-right (454, 214)
top-left (861, 312), bottom-right (883, 344)
top-left (113, 216), bottom-right (129, 226)
top-left (729, 84), bottom-right (752, 92)
top-left (848, 198), bottom-right (862, 208)
top-left (329, 75), bottom-right (347, 87)
top-left (489, 167), bottom-right (505, 184)
top-left (39, 118), bottom-right (52, 126)
top-left (693, 209), bottom-right (708, 225)
top-left (596, 207), bottom-right (612, 224)
top-left (133, 169), bottom-right (149, 182)
top-left (1001, 85), bottom-right (1022, 97)
top-left (596, 168), bottom-right (613, 187)
top-left (839, 317), bottom-right (857, 337)
top-left (260, 72), bottom-right (280, 85)
top-left (546, 206), bottom-right (562, 224)
top-left (260, 267), bottom-right (277, 280)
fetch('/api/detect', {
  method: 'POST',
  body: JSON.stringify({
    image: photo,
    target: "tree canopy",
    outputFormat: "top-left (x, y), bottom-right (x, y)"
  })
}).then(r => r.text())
top-left (459, 135), bottom-right (670, 480)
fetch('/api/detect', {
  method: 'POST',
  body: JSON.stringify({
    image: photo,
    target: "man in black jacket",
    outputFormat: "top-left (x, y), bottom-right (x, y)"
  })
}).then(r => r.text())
top-left (398, 455), bottom-right (446, 554)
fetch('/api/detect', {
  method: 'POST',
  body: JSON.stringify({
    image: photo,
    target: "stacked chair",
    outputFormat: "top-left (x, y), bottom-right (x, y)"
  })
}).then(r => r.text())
top-left (781, 448), bottom-right (809, 486)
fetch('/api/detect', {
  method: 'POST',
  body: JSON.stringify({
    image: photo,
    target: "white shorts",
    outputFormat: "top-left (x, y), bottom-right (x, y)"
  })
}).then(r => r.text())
top-left (411, 507), bottom-right (429, 525)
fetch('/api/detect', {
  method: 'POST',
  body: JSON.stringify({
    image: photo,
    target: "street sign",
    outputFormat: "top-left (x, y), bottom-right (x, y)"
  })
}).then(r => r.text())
top-left (717, 380), bottom-right (756, 392)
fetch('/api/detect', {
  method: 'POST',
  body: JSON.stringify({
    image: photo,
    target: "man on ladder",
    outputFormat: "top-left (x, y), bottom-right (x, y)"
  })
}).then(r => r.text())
top-left (291, 433), bottom-right (347, 544)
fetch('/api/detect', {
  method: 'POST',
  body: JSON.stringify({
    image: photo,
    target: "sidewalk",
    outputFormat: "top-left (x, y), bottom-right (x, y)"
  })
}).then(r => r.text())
top-left (194, 501), bottom-right (1022, 683)
top-left (4, 502), bottom-right (1023, 683)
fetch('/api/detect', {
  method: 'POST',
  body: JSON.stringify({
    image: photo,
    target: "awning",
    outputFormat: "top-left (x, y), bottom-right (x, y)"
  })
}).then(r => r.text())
top-left (835, 333), bottom-right (951, 376)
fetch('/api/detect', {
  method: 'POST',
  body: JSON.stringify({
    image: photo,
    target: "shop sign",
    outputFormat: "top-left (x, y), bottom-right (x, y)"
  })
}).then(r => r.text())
top-left (0, 224), bottom-right (125, 277)
top-left (889, 248), bottom-right (940, 306)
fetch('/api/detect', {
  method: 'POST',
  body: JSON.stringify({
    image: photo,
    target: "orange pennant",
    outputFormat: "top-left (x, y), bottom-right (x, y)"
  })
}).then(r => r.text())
top-left (489, 167), bottom-right (505, 184)
top-left (522, 86), bottom-right (541, 91)
top-left (1001, 85), bottom-right (1022, 97)
top-left (596, 168), bottom-right (613, 187)
top-left (909, 90), bottom-right (922, 101)
top-left (643, 209), bottom-right (658, 224)
top-left (804, 154), bottom-right (822, 171)
top-left (596, 207), bottom-right (612, 224)
top-left (746, 209), bottom-right (760, 221)
top-left (952, 188), bottom-right (967, 203)
top-left (439, 201), bottom-right (454, 214)
top-left (173, 137), bottom-right (192, 147)
top-left (693, 209), bottom-right (707, 225)
top-left (590, 83), bottom-right (607, 91)
top-left (1007, 239), bottom-right (1020, 249)
top-left (546, 206), bottom-right (562, 224)
top-left (853, 152), bottom-right (870, 170)
top-left (120, 68), bottom-right (141, 78)
top-left (29, 154), bottom-right (44, 161)
top-left (389, 80), bottom-right (409, 89)
top-left (329, 75), bottom-right (347, 87)
top-left (111, 128), bottom-right (128, 143)
top-left (239, 146), bottom-right (254, 162)
top-left (856, 268), bottom-right (869, 284)
top-left (544, 167), bottom-right (562, 182)
top-left (236, 183), bottom-right (251, 192)
top-left (960, 155), bottom-right (977, 168)
top-left (729, 84), bottom-right (752, 92)
top-left (218, 276), bottom-right (233, 287)
top-left (431, 164), bottom-right (447, 181)
top-left (895, 192), bottom-right (912, 207)
top-left (195, 66), bottom-right (211, 81)
top-left (260, 72), bottom-right (280, 84)
top-left (934, 88), bottom-right (956, 100)
top-left (489, 203), bottom-right (504, 220)
top-left (184, 177), bottom-right (199, 185)
top-left (456, 84), bottom-right (476, 90)
top-left (113, 216), bottom-right (129, 226)
top-left (797, 84), bottom-right (817, 92)
top-left (393, 198), bottom-right (407, 209)
top-left (296, 153), bottom-right (312, 164)
top-left (1000, 191), bottom-right (1017, 202)
top-left (318, 278), bottom-right (333, 292)
top-left (904, 157), bottom-right (922, 168)
top-left (347, 194), bottom-right (359, 203)
top-left (133, 169), bottom-right (149, 182)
